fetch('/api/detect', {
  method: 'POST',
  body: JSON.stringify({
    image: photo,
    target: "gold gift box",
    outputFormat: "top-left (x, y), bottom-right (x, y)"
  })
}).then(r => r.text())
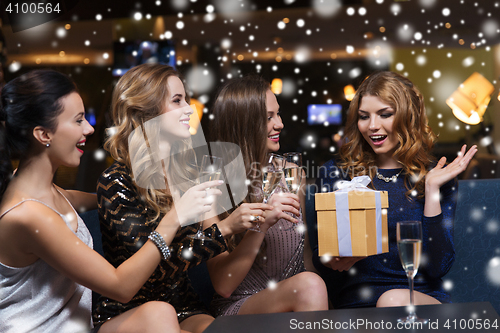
top-left (315, 190), bottom-right (389, 257)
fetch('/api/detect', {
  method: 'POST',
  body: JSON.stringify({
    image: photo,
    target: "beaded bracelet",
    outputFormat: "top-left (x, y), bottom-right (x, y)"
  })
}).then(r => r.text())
top-left (148, 231), bottom-right (171, 260)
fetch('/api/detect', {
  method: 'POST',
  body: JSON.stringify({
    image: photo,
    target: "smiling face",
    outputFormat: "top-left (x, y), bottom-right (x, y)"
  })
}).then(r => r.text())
top-left (357, 94), bottom-right (400, 167)
top-left (266, 89), bottom-right (283, 152)
top-left (51, 92), bottom-right (94, 167)
top-left (158, 76), bottom-right (193, 142)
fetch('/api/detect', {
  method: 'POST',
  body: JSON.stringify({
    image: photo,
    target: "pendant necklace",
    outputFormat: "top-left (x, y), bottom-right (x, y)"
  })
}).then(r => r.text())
top-left (376, 169), bottom-right (402, 183)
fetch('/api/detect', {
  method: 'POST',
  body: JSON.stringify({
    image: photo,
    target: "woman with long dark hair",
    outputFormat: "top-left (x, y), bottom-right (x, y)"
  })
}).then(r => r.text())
top-left (0, 69), bottom-right (215, 333)
top-left (208, 75), bottom-right (328, 316)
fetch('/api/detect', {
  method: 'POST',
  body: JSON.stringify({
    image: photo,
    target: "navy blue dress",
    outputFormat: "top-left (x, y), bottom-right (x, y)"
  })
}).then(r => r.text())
top-left (311, 159), bottom-right (456, 308)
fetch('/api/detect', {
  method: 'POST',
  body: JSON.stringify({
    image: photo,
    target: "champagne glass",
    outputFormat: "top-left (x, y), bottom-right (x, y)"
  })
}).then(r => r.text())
top-left (248, 154), bottom-right (284, 232)
top-left (283, 152), bottom-right (303, 195)
top-left (268, 153), bottom-right (285, 172)
top-left (397, 221), bottom-right (428, 324)
top-left (282, 152), bottom-right (303, 231)
top-left (189, 155), bottom-right (223, 242)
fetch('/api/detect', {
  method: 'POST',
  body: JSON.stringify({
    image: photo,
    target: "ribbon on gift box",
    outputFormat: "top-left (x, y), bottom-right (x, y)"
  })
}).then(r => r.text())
top-left (334, 176), bottom-right (384, 256)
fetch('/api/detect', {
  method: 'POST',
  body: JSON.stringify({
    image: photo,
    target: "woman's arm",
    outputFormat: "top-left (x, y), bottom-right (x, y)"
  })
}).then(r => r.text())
top-left (6, 201), bottom-right (179, 304)
top-left (97, 165), bottom-right (225, 281)
top-left (207, 194), bottom-right (300, 298)
top-left (421, 145), bottom-right (476, 278)
top-left (420, 178), bottom-right (457, 278)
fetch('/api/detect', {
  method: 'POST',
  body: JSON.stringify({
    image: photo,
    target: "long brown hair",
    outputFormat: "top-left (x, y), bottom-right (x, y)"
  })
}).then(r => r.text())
top-left (104, 63), bottom-right (195, 221)
top-left (339, 71), bottom-right (436, 197)
top-left (210, 75), bottom-right (270, 249)
top-left (211, 75), bottom-right (269, 202)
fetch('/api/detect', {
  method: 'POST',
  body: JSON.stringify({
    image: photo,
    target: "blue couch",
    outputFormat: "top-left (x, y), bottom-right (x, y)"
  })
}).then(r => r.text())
top-left (305, 179), bottom-right (500, 314)
top-left (81, 179), bottom-right (500, 314)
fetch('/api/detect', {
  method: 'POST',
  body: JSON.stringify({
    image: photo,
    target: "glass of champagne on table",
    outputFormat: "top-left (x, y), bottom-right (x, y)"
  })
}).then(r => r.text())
top-left (397, 220), bottom-right (428, 324)
top-left (189, 155), bottom-right (223, 242)
top-left (249, 154), bottom-right (284, 232)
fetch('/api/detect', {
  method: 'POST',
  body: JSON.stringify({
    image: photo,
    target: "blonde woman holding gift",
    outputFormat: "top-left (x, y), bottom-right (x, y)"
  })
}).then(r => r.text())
top-left (311, 71), bottom-right (477, 309)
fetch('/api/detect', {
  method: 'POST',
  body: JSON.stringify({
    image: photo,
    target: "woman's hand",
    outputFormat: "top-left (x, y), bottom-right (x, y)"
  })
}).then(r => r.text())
top-left (217, 202), bottom-right (274, 237)
top-left (425, 144), bottom-right (477, 190)
top-left (424, 144), bottom-right (477, 217)
top-left (173, 180), bottom-right (224, 227)
top-left (261, 192), bottom-right (301, 232)
top-left (321, 256), bottom-right (365, 272)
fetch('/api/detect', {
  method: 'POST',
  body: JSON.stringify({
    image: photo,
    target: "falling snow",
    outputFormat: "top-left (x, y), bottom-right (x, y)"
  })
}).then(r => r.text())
top-left (4, 1), bottom-right (500, 322)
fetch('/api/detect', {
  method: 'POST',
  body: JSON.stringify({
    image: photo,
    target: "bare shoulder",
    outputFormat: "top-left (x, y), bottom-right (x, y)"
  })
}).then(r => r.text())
top-left (0, 200), bottom-right (67, 266)
top-left (0, 200), bottom-right (61, 230)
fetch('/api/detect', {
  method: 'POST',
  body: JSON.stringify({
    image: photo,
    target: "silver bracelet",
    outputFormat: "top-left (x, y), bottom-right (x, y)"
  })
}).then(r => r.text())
top-left (148, 231), bottom-right (171, 260)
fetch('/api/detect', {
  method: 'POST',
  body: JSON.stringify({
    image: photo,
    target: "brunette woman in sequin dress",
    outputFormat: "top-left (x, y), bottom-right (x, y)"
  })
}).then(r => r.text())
top-left (208, 75), bottom-right (328, 316)
top-left (93, 64), bottom-right (269, 333)
top-left (0, 70), bottom-right (216, 333)
top-left (310, 71), bottom-right (477, 309)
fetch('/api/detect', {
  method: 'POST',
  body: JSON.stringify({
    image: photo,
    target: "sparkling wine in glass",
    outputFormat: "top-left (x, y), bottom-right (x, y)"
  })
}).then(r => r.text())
top-left (283, 152), bottom-right (303, 195)
top-left (248, 154), bottom-right (284, 232)
top-left (262, 170), bottom-right (283, 202)
top-left (282, 152), bottom-right (303, 231)
top-left (397, 221), bottom-right (428, 324)
top-left (189, 155), bottom-right (223, 242)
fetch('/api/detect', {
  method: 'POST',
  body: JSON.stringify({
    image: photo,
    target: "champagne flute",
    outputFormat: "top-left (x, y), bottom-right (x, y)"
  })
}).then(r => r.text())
top-left (397, 221), bottom-right (428, 324)
top-left (248, 154), bottom-right (284, 232)
top-left (283, 152), bottom-right (303, 195)
top-left (189, 155), bottom-right (223, 242)
top-left (282, 152), bottom-right (303, 231)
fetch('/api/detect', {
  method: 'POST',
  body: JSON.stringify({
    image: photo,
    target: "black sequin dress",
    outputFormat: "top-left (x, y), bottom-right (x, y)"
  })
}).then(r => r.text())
top-left (92, 162), bottom-right (228, 325)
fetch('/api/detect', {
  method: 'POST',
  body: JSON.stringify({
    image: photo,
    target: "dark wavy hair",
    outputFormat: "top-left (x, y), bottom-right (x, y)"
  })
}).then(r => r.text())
top-left (0, 70), bottom-right (77, 196)
top-left (339, 71), bottom-right (437, 198)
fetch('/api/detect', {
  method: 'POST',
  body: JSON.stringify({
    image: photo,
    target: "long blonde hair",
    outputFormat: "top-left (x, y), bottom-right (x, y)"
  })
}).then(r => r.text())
top-left (339, 71), bottom-right (436, 197)
top-left (104, 63), bottom-right (197, 220)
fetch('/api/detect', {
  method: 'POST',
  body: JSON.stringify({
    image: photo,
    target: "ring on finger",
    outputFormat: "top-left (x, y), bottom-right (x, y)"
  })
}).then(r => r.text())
top-left (250, 215), bottom-right (259, 222)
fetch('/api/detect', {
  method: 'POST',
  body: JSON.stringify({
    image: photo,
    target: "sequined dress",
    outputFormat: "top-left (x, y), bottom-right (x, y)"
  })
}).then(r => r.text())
top-left (311, 159), bottom-right (455, 308)
top-left (93, 162), bottom-right (228, 325)
top-left (210, 183), bottom-right (306, 316)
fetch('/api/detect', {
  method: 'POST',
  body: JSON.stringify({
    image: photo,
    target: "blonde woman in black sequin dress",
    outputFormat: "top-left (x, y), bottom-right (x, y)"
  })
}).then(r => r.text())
top-left (93, 64), bottom-right (267, 333)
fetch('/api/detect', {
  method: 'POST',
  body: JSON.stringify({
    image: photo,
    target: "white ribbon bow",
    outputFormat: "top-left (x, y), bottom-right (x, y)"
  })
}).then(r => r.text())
top-left (336, 175), bottom-right (371, 190)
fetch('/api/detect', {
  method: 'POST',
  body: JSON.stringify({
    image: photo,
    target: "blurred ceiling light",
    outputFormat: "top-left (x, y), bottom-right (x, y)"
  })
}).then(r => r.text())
top-left (189, 100), bottom-right (204, 135)
top-left (344, 84), bottom-right (356, 101)
top-left (497, 90), bottom-right (500, 102)
top-left (446, 72), bottom-right (494, 125)
top-left (364, 32), bottom-right (374, 39)
top-left (271, 78), bottom-right (283, 95)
